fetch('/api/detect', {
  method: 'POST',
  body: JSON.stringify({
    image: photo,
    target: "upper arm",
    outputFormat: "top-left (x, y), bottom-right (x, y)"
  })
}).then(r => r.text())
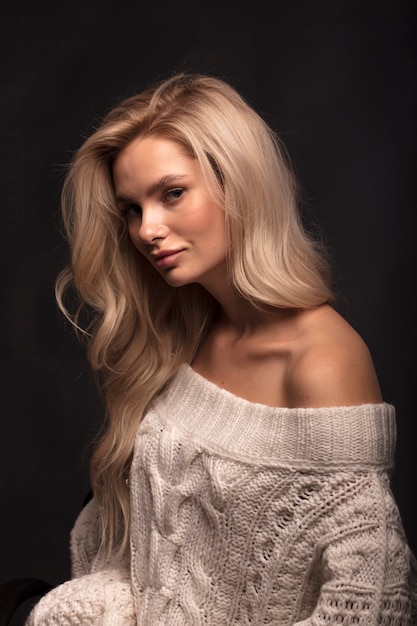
top-left (287, 335), bottom-right (383, 408)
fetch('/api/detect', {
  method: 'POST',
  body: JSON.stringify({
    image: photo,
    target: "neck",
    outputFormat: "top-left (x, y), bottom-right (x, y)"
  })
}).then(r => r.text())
top-left (200, 277), bottom-right (282, 337)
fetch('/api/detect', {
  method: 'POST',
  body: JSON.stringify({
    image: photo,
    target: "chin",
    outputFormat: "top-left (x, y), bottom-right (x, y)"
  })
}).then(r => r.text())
top-left (159, 271), bottom-right (193, 288)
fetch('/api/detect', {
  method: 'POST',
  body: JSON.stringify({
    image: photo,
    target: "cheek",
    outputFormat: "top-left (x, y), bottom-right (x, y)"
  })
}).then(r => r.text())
top-left (208, 207), bottom-right (227, 242)
top-left (194, 201), bottom-right (226, 235)
top-left (127, 222), bottom-right (145, 254)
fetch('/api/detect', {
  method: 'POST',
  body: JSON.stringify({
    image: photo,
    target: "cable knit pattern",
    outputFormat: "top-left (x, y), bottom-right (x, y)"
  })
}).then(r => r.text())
top-left (26, 364), bottom-right (417, 625)
top-left (130, 365), bottom-right (416, 624)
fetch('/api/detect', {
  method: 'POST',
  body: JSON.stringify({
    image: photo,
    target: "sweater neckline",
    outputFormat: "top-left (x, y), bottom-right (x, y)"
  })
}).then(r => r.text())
top-left (151, 364), bottom-right (396, 468)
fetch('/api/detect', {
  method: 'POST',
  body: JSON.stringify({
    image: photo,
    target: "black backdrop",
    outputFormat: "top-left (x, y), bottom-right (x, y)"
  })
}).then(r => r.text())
top-left (1, 0), bottom-right (415, 605)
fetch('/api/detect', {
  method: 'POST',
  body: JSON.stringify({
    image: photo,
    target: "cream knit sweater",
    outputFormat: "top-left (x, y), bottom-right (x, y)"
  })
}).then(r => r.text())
top-left (27, 364), bottom-right (417, 625)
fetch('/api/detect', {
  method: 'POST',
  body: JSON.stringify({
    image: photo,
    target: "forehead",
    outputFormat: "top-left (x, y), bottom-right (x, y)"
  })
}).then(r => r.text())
top-left (117, 135), bottom-right (191, 168)
top-left (112, 135), bottom-right (201, 199)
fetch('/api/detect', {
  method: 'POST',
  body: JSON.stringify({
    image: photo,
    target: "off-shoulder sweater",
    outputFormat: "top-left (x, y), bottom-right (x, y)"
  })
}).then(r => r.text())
top-left (27, 364), bottom-right (417, 625)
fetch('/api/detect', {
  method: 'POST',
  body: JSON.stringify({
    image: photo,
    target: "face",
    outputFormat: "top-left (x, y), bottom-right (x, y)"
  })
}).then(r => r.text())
top-left (113, 135), bottom-right (227, 290)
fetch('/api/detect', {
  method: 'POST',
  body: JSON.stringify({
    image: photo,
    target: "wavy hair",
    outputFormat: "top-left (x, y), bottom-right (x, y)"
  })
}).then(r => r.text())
top-left (55, 72), bottom-right (334, 557)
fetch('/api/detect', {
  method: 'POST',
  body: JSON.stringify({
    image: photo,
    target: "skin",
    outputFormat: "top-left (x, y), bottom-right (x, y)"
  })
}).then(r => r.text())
top-left (113, 135), bottom-right (383, 409)
top-left (113, 135), bottom-right (227, 291)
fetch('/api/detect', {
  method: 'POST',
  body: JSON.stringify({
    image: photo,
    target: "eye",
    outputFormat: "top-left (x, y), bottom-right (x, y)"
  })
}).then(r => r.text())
top-left (121, 203), bottom-right (142, 218)
top-left (164, 188), bottom-right (184, 202)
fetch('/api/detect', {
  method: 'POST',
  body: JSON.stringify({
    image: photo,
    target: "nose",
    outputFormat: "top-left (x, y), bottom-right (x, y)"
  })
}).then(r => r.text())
top-left (137, 209), bottom-right (169, 244)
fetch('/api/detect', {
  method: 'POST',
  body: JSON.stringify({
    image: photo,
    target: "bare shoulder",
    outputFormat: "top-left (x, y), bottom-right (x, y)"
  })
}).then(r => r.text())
top-left (286, 305), bottom-right (383, 408)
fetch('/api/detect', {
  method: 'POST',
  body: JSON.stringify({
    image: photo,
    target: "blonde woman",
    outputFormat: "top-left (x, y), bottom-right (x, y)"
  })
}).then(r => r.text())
top-left (27, 73), bottom-right (416, 625)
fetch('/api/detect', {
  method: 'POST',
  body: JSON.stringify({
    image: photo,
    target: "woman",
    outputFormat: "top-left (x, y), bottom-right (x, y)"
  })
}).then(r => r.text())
top-left (27, 72), bottom-right (416, 625)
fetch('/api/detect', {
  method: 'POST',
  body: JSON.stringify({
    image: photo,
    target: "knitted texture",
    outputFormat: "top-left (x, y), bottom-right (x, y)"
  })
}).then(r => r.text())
top-left (27, 365), bottom-right (417, 625)
top-left (25, 567), bottom-right (135, 626)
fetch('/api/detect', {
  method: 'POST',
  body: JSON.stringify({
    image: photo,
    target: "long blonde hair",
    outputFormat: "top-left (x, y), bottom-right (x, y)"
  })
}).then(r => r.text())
top-left (56, 72), bottom-right (334, 557)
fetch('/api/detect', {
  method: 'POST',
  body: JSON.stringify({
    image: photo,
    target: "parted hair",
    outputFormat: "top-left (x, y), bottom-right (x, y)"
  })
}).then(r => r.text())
top-left (56, 72), bottom-right (334, 557)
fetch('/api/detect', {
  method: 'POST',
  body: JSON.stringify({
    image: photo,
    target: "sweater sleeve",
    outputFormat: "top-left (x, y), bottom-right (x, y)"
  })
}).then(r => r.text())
top-left (70, 497), bottom-right (101, 578)
top-left (25, 497), bottom-right (137, 626)
top-left (292, 476), bottom-right (417, 625)
top-left (24, 567), bottom-right (136, 626)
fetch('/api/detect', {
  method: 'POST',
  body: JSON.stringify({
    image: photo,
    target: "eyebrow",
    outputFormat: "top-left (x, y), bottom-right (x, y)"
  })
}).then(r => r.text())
top-left (115, 174), bottom-right (188, 204)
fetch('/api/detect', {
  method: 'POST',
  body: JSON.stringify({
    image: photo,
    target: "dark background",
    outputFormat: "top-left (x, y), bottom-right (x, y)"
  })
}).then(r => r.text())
top-left (1, 0), bottom-right (415, 618)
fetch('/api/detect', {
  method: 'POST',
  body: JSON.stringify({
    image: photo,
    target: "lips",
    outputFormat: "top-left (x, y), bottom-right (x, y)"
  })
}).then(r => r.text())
top-left (153, 249), bottom-right (185, 269)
